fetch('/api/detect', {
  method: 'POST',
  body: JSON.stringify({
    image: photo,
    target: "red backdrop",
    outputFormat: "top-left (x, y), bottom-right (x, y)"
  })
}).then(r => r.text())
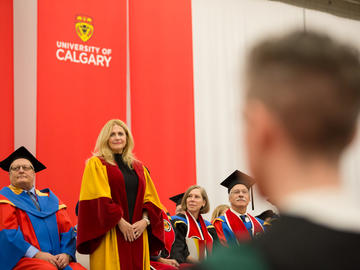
top-left (0, 0), bottom-right (14, 187)
top-left (129, 0), bottom-right (196, 214)
top-left (37, 0), bottom-right (127, 223)
top-left (36, 0), bottom-right (196, 221)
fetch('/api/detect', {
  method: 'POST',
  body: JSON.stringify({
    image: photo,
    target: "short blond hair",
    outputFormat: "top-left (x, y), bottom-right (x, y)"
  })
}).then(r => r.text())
top-left (181, 185), bottom-right (210, 214)
top-left (93, 119), bottom-right (135, 168)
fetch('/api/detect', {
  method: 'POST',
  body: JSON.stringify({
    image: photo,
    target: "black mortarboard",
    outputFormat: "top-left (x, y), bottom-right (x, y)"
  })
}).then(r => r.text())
top-left (0, 146), bottom-right (46, 173)
top-left (169, 193), bottom-right (185, 206)
top-left (221, 170), bottom-right (256, 210)
top-left (220, 170), bottom-right (255, 193)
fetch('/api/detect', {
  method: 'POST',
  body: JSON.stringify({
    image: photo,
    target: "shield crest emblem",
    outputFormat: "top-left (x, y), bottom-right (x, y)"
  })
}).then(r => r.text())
top-left (75, 16), bottom-right (94, 42)
top-left (164, 219), bottom-right (172, 232)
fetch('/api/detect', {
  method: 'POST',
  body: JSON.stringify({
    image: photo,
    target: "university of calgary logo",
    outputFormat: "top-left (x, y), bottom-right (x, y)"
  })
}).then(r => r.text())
top-left (75, 15), bottom-right (94, 42)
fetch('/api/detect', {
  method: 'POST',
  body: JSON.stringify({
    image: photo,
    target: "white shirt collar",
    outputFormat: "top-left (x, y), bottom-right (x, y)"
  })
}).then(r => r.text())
top-left (27, 186), bottom-right (36, 195)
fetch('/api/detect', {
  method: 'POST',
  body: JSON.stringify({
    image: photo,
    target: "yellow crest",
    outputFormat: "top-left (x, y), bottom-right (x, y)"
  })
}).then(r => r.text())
top-left (75, 15), bottom-right (94, 42)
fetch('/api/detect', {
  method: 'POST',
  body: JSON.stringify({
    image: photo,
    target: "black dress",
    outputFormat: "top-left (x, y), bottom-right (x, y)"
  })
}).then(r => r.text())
top-left (114, 154), bottom-right (138, 223)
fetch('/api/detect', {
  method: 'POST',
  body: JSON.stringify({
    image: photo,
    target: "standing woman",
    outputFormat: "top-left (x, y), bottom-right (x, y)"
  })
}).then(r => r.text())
top-left (76, 119), bottom-right (164, 270)
top-left (170, 185), bottom-right (219, 265)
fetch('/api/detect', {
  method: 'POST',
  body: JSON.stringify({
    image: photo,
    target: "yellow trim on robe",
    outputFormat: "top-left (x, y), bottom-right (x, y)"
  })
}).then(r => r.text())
top-left (212, 217), bottom-right (223, 224)
top-left (143, 228), bottom-right (150, 270)
top-left (80, 156), bottom-right (120, 270)
top-left (90, 227), bottom-right (120, 270)
top-left (36, 190), bottom-right (49, 196)
top-left (0, 199), bottom-right (15, 206)
top-left (174, 220), bottom-right (186, 227)
top-left (143, 166), bottom-right (162, 210)
top-left (81, 157), bottom-right (163, 270)
top-left (59, 204), bottom-right (67, 210)
top-left (8, 185), bottom-right (23, 195)
top-left (79, 156), bottom-right (112, 201)
top-left (264, 221), bottom-right (271, 226)
top-left (161, 204), bottom-right (169, 213)
top-left (195, 238), bottom-right (201, 259)
top-left (8, 185), bottom-right (49, 197)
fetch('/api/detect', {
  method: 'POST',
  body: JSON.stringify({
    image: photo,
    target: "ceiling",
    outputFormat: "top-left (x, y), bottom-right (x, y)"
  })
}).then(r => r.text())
top-left (271, 0), bottom-right (360, 20)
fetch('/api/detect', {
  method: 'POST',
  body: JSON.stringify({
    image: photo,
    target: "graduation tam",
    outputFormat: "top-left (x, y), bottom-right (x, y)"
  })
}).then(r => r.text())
top-left (169, 193), bottom-right (185, 206)
top-left (256, 210), bottom-right (279, 221)
top-left (220, 170), bottom-right (255, 193)
top-left (0, 146), bottom-right (46, 173)
top-left (221, 170), bottom-right (255, 210)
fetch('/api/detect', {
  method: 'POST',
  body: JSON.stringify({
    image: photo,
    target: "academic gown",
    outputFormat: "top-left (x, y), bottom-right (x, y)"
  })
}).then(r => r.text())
top-left (0, 186), bottom-right (85, 270)
top-left (170, 212), bottom-right (219, 264)
top-left (76, 156), bottom-right (164, 270)
top-left (213, 208), bottom-right (265, 246)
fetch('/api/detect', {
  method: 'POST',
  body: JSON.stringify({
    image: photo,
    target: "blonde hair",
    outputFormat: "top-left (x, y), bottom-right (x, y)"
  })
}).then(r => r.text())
top-left (181, 185), bottom-right (210, 214)
top-left (211, 204), bottom-right (230, 221)
top-left (93, 119), bottom-right (135, 168)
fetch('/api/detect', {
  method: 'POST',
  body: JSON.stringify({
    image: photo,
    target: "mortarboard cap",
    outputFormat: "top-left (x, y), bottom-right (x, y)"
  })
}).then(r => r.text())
top-left (221, 170), bottom-right (256, 210)
top-left (256, 210), bottom-right (278, 221)
top-left (220, 170), bottom-right (255, 193)
top-left (0, 146), bottom-right (46, 173)
top-left (169, 193), bottom-right (185, 206)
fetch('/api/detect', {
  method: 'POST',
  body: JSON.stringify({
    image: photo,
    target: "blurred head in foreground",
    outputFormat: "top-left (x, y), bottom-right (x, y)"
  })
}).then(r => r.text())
top-left (244, 30), bottom-right (360, 206)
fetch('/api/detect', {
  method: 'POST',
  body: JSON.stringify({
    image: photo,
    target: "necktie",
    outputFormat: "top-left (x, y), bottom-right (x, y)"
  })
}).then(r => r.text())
top-left (240, 215), bottom-right (247, 223)
top-left (27, 191), bottom-right (40, 210)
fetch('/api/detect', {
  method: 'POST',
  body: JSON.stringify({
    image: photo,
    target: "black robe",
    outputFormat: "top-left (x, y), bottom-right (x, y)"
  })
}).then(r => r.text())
top-left (170, 213), bottom-right (220, 263)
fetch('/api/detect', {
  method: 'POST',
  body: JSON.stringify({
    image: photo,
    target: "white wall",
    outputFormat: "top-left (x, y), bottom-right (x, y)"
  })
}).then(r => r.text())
top-left (13, 0), bottom-right (37, 153)
top-left (192, 0), bottom-right (360, 219)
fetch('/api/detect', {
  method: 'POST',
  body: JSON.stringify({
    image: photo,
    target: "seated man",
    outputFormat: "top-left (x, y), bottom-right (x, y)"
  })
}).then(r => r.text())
top-left (213, 170), bottom-right (265, 246)
top-left (0, 146), bottom-right (86, 270)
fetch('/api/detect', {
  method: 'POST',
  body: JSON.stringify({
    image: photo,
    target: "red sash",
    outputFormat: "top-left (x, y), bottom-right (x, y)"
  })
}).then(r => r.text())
top-left (185, 211), bottom-right (213, 259)
top-left (225, 209), bottom-right (264, 243)
top-left (162, 210), bottom-right (175, 257)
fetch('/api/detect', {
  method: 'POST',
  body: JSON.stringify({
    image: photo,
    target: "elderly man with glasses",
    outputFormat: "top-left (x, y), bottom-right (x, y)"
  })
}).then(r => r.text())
top-left (0, 146), bottom-right (85, 270)
top-left (213, 170), bottom-right (265, 247)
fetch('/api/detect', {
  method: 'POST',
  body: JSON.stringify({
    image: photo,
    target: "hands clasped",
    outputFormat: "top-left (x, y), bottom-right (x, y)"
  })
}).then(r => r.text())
top-left (118, 218), bottom-right (148, 242)
top-left (34, 251), bottom-right (70, 269)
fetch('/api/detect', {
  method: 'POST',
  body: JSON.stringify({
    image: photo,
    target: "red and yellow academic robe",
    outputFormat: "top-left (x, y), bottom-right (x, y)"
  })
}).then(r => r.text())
top-left (213, 209), bottom-right (265, 246)
top-left (0, 186), bottom-right (85, 270)
top-left (76, 156), bottom-right (164, 270)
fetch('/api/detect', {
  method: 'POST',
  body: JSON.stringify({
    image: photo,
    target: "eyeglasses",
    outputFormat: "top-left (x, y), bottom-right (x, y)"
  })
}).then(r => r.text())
top-left (230, 189), bottom-right (248, 195)
top-left (10, 165), bottom-right (34, 172)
